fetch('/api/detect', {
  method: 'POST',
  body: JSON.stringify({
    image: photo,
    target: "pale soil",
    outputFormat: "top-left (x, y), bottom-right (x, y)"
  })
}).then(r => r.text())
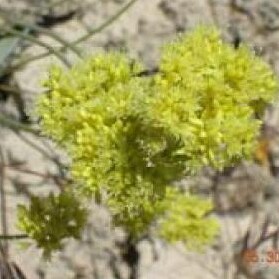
top-left (1, 0), bottom-right (279, 278)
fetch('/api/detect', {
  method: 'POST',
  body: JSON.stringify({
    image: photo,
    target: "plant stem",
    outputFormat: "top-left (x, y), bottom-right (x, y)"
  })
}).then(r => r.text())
top-left (0, 234), bottom-right (28, 240)
top-left (3, 27), bottom-right (71, 67)
top-left (0, 11), bottom-right (83, 58)
top-left (0, 148), bottom-right (8, 257)
top-left (0, 114), bottom-right (40, 135)
top-left (6, 0), bottom-right (138, 72)
top-left (73, 0), bottom-right (138, 45)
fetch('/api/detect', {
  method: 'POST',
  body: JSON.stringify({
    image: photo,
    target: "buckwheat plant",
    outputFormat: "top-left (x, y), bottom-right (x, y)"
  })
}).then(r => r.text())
top-left (18, 26), bottom-right (278, 256)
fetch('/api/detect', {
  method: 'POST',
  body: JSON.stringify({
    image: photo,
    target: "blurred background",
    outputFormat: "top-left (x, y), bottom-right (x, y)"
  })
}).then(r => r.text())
top-left (1, 0), bottom-right (279, 278)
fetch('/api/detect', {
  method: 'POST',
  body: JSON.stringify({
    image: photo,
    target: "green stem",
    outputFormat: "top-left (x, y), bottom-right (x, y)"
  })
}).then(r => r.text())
top-left (0, 148), bottom-right (8, 256)
top-left (6, 0), bottom-right (138, 72)
top-left (0, 234), bottom-right (28, 240)
top-left (27, 24), bottom-right (83, 57)
top-left (73, 0), bottom-right (138, 45)
top-left (0, 10), bottom-right (83, 58)
top-left (4, 28), bottom-right (71, 67)
top-left (0, 114), bottom-right (40, 135)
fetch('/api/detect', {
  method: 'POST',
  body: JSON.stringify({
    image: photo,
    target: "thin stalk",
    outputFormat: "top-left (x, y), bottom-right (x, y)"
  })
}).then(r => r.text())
top-left (26, 24), bottom-right (83, 57)
top-left (2, 164), bottom-right (71, 184)
top-left (73, 0), bottom-right (138, 45)
top-left (0, 114), bottom-right (40, 135)
top-left (6, 52), bottom-right (52, 74)
top-left (0, 84), bottom-right (31, 95)
top-left (0, 234), bottom-right (28, 240)
top-left (6, 0), bottom-right (138, 72)
top-left (0, 11), bottom-right (82, 58)
top-left (0, 148), bottom-right (8, 257)
top-left (13, 131), bottom-right (61, 164)
top-left (3, 27), bottom-right (71, 67)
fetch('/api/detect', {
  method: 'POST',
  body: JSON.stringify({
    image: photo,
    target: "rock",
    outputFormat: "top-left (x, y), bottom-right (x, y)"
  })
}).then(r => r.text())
top-left (213, 163), bottom-right (276, 212)
top-left (3, 0), bottom-right (279, 279)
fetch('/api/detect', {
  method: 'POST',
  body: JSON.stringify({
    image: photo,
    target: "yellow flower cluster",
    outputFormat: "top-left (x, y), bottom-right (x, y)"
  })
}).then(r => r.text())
top-left (21, 26), bottom-right (278, 253)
